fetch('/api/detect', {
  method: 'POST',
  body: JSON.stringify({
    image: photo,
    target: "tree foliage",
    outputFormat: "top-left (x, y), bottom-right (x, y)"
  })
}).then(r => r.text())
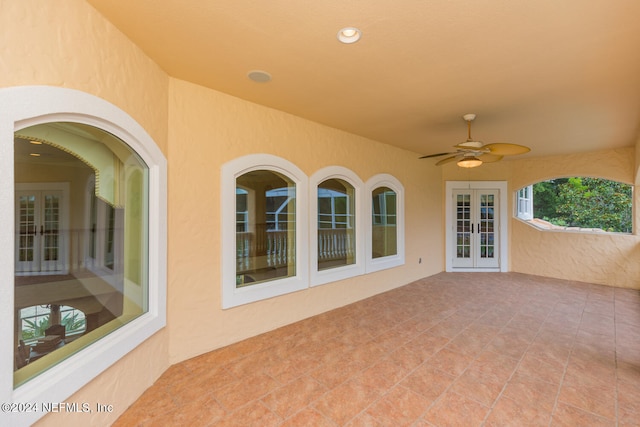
top-left (532, 177), bottom-right (632, 233)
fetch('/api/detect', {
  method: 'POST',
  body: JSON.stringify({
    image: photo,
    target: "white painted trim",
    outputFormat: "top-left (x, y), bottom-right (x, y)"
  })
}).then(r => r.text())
top-left (14, 182), bottom-right (70, 275)
top-left (365, 174), bottom-right (405, 273)
top-left (309, 166), bottom-right (365, 287)
top-left (221, 154), bottom-right (309, 308)
top-left (445, 181), bottom-right (508, 272)
top-left (0, 86), bottom-right (167, 426)
top-left (516, 185), bottom-right (534, 220)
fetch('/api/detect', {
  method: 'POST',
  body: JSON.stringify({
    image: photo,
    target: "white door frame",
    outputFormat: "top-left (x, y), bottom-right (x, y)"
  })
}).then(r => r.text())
top-left (445, 181), bottom-right (508, 272)
top-left (15, 182), bottom-right (70, 275)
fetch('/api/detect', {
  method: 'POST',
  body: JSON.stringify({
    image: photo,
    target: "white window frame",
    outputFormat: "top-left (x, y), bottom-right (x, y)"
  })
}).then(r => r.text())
top-left (365, 174), bottom-right (405, 273)
top-left (0, 86), bottom-right (167, 426)
top-left (221, 154), bottom-right (309, 309)
top-left (310, 166), bottom-right (365, 287)
top-left (516, 185), bottom-right (534, 220)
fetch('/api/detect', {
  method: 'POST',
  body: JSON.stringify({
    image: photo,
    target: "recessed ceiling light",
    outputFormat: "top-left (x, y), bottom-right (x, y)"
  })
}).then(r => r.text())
top-left (247, 70), bottom-right (272, 83)
top-left (337, 27), bottom-right (361, 44)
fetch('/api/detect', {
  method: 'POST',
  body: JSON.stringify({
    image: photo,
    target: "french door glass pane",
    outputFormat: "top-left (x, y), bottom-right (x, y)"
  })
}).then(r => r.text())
top-left (18, 195), bottom-right (36, 262)
top-left (479, 194), bottom-right (495, 259)
top-left (456, 194), bottom-right (471, 258)
top-left (43, 194), bottom-right (60, 262)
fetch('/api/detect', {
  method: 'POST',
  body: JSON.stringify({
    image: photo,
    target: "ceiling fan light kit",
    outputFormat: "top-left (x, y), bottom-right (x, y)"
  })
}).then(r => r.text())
top-left (457, 155), bottom-right (483, 168)
top-left (419, 113), bottom-right (531, 168)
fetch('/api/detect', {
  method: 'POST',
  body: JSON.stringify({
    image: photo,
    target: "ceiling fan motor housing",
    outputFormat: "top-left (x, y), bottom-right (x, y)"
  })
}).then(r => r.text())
top-left (457, 141), bottom-right (485, 149)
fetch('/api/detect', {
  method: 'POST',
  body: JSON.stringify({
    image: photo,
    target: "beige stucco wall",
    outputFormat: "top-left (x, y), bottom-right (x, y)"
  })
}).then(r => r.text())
top-left (2, 1), bottom-right (443, 425)
top-left (167, 78), bottom-right (443, 363)
top-left (0, 0), bottom-right (169, 153)
top-left (1, 1), bottom-right (170, 426)
top-left (443, 147), bottom-right (640, 288)
top-left (2, 0), bottom-right (638, 425)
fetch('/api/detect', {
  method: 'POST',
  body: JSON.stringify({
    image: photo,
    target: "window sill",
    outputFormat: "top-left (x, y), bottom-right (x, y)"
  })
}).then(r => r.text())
top-left (517, 217), bottom-right (631, 235)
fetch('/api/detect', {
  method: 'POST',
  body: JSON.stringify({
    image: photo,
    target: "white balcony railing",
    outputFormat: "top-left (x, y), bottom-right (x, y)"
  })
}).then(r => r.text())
top-left (236, 228), bottom-right (353, 273)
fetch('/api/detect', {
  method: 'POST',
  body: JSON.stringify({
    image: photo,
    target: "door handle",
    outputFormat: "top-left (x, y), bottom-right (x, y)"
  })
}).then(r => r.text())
top-left (471, 223), bottom-right (474, 233)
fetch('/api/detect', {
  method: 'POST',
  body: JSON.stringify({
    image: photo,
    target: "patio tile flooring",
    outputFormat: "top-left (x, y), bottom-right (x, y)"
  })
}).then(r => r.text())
top-left (114, 272), bottom-right (640, 426)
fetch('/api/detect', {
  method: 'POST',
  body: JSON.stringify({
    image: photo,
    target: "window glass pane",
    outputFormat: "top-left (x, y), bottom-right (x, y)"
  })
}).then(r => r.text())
top-left (235, 189), bottom-right (248, 232)
top-left (13, 122), bottom-right (149, 387)
top-left (317, 178), bottom-right (355, 271)
top-left (372, 186), bottom-right (397, 258)
top-left (236, 170), bottom-right (296, 286)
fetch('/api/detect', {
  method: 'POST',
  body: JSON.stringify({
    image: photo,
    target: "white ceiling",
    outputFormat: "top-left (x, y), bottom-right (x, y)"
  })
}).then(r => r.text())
top-left (87, 0), bottom-right (640, 161)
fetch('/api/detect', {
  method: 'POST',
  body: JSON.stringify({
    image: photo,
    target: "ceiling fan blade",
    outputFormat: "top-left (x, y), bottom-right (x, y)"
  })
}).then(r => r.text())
top-left (483, 143), bottom-right (530, 156)
top-left (478, 153), bottom-right (503, 163)
top-left (419, 152), bottom-right (455, 159)
top-left (435, 155), bottom-right (460, 166)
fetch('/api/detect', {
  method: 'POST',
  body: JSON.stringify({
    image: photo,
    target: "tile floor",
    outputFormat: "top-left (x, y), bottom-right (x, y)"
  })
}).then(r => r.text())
top-left (114, 272), bottom-right (640, 426)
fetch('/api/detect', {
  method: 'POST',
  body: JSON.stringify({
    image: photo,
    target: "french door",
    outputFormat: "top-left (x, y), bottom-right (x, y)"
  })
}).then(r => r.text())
top-left (452, 189), bottom-right (499, 268)
top-left (15, 183), bottom-right (69, 274)
top-left (446, 182), bottom-right (507, 272)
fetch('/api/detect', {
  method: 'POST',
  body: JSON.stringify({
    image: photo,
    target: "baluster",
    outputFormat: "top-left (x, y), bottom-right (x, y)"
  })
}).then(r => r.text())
top-left (321, 231), bottom-right (327, 260)
top-left (268, 232), bottom-right (274, 267)
top-left (332, 230), bottom-right (336, 259)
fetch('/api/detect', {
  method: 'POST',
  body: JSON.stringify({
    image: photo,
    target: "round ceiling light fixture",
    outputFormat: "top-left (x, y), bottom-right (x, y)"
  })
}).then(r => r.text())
top-left (457, 156), bottom-right (483, 168)
top-left (247, 70), bottom-right (272, 83)
top-left (337, 27), bottom-right (361, 44)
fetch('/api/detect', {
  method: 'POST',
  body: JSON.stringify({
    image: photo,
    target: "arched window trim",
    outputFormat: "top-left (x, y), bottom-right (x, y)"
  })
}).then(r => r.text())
top-left (221, 154), bottom-right (309, 309)
top-left (309, 166), bottom-right (365, 287)
top-left (0, 86), bottom-right (167, 426)
top-left (365, 174), bottom-right (405, 273)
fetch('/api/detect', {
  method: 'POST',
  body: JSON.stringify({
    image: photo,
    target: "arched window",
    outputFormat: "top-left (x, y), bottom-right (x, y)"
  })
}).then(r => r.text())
top-left (366, 174), bottom-right (405, 273)
top-left (310, 167), bottom-right (364, 286)
top-left (221, 154), bottom-right (308, 308)
top-left (1, 87), bottom-right (167, 426)
top-left (516, 177), bottom-right (633, 233)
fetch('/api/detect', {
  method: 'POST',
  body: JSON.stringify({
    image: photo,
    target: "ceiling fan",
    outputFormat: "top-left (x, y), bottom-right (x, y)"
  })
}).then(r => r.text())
top-left (420, 114), bottom-right (530, 168)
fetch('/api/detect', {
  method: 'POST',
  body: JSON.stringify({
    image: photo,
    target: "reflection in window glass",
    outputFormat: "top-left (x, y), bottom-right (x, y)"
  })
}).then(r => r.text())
top-left (372, 187), bottom-right (397, 258)
top-left (13, 122), bottom-right (148, 387)
top-left (317, 178), bottom-right (355, 270)
top-left (236, 170), bottom-right (296, 287)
